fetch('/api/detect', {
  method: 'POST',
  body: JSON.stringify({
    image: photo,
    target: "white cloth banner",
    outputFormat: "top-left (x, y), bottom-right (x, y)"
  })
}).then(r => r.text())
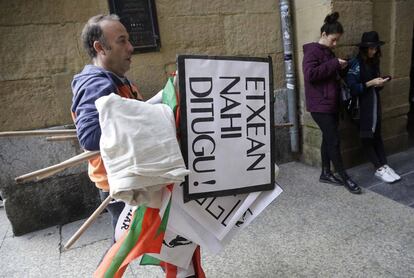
top-left (114, 203), bottom-right (136, 242)
top-left (96, 93), bottom-right (189, 206)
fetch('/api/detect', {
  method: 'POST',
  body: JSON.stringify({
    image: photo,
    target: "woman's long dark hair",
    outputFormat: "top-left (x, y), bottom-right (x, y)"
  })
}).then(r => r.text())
top-left (320, 12), bottom-right (344, 35)
top-left (359, 46), bottom-right (381, 67)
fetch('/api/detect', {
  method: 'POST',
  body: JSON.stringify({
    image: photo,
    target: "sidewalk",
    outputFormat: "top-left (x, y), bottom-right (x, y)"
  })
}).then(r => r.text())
top-left (348, 146), bottom-right (414, 208)
top-left (1, 152), bottom-right (414, 277)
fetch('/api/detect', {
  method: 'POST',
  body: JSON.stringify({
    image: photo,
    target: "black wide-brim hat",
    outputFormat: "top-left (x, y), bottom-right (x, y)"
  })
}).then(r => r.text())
top-left (357, 31), bottom-right (385, 47)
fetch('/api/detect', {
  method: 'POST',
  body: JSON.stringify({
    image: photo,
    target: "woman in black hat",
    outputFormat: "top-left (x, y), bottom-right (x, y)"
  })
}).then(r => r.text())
top-left (346, 31), bottom-right (401, 183)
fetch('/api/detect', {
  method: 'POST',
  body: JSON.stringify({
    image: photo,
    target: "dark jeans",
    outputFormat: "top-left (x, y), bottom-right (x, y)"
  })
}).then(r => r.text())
top-left (311, 112), bottom-right (347, 177)
top-left (99, 190), bottom-right (125, 243)
top-left (360, 123), bottom-right (387, 169)
top-left (96, 190), bottom-right (125, 265)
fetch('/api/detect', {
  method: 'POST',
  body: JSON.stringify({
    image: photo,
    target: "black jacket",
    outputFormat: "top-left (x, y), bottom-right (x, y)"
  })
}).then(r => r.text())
top-left (346, 56), bottom-right (382, 138)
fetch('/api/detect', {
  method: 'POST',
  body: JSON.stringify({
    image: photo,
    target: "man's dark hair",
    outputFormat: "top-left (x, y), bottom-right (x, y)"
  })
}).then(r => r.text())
top-left (81, 14), bottom-right (120, 59)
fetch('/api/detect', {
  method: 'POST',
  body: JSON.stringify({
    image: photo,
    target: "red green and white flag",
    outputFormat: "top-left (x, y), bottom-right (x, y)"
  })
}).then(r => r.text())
top-left (94, 194), bottom-right (171, 278)
top-left (94, 78), bottom-right (205, 277)
top-left (141, 246), bottom-right (205, 278)
top-left (94, 185), bottom-right (205, 278)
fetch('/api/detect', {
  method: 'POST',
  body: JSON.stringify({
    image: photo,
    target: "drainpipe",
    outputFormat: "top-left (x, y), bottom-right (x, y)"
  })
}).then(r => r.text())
top-left (279, 0), bottom-right (299, 152)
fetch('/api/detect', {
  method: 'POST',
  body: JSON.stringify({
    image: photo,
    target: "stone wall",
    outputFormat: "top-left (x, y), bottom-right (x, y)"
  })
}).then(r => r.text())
top-left (293, 0), bottom-right (333, 166)
top-left (0, 130), bottom-right (101, 235)
top-left (0, 0), bottom-right (108, 131)
top-left (373, 0), bottom-right (413, 155)
top-left (2, 0), bottom-right (411, 172)
top-left (0, 0), bottom-right (285, 127)
top-left (0, 1), bottom-right (294, 234)
top-left (296, 0), bottom-right (414, 167)
top-left (0, 0), bottom-right (293, 162)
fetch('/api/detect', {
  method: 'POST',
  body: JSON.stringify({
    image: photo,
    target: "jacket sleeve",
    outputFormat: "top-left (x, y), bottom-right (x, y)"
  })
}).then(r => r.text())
top-left (72, 77), bottom-right (116, 151)
top-left (303, 52), bottom-right (341, 82)
top-left (346, 61), bottom-right (366, 96)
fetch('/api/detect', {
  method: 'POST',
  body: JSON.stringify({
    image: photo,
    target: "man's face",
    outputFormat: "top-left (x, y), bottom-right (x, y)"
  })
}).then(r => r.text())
top-left (99, 20), bottom-right (134, 76)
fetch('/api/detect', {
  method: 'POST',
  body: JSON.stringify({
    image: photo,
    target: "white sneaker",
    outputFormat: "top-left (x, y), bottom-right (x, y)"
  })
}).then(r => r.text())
top-left (0, 199), bottom-right (3, 208)
top-left (375, 167), bottom-right (396, 183)
top-left (384, 165), bottom-right (401, 181)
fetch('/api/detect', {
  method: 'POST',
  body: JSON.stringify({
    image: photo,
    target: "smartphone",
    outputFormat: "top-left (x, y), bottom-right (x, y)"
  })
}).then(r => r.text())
top-left (382, 75), bottom-right (392, 82)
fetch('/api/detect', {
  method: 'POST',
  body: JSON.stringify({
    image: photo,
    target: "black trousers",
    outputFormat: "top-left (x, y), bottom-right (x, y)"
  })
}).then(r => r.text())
top-left (360, 122), bottom-right (387, 169)
top-left (311, 112), bottom-right (346, 177)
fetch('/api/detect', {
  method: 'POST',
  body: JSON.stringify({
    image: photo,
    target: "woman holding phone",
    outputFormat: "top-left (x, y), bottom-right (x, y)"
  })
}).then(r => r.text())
top-left (346, 31), bottom-right (401, 183)
top-left (303, 12), bottom-right (361, 194)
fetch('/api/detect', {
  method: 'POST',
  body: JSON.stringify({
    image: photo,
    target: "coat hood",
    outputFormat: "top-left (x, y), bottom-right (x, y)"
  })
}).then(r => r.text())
top-left (72, 65), bottom-right (110, 95)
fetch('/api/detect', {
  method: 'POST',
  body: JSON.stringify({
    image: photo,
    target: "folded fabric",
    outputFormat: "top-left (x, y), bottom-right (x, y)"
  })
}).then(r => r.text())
top-left (95, 93), bottom-right (189, 206)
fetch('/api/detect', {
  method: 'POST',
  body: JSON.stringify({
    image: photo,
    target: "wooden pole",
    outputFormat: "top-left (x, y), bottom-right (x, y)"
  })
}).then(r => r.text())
top-left (0, 129), bottom-right (76, 137)
top-left (46, 135), bottom-right (78, 142)
top-left (15, 151), bottom-right (100, 183)
top-left (64, 195), bottom-right (112, 250)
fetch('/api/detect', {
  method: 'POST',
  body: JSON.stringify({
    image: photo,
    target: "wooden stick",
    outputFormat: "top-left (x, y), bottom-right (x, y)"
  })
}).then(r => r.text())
top-left (64, 195), bottom-right (112, 250)
top-left (15, 151), bottom-right (100, 183)
top-left (46, 135), bottom-right (78, 142)
top-left (0, 129), bottom-right (76, 137)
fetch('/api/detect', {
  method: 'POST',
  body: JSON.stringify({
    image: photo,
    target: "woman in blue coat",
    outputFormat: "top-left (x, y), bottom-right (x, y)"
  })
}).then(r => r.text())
top-left (303, 12), bottom-right (361, 194)
top-left (346, 31), bottom-right (401, 183)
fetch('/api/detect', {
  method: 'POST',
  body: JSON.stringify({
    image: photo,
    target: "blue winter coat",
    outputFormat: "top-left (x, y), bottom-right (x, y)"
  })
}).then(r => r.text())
top-left (71, 65), bottom-right (140, 150)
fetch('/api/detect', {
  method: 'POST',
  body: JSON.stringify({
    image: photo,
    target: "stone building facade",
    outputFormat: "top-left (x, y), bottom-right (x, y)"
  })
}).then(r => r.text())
top-left (295, 0), bottom-right (413, 167)
top-left (1, 0), bottom-right (413, 166)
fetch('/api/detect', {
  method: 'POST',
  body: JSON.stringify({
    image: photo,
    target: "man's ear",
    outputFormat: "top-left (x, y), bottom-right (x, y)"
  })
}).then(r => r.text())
top-left (93, 41), bottom-right (105, 56)
top-left (321, 31), bottom-right (327, 38)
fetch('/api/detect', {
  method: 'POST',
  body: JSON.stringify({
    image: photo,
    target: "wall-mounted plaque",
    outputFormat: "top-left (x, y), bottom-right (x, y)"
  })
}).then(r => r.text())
top-left (108, 0), bottom-right (161, 52)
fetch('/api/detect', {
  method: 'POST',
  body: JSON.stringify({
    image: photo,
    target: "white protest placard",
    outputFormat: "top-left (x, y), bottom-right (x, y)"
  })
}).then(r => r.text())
top-left (220, 183), bottom-right (283, 245)
top-left (167, 182), bottom-right (283, 254)
top-left (172, 183), bottom-right (260, 240)
top-left (178, 55), bottom-right (275, 201)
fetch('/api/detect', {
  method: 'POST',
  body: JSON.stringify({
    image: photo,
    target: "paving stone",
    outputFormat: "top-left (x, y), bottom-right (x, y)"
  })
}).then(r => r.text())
top-left (60, 238), bottom-right (112, 277)
top-left (60, 212), bottom-right (112, 250)
top-left (348, 147), bottom-right (414, 207)
top-left (1, 159), bottom-right (414, 277)
top-left (0, 225), bottom-right (60, 277)
top-left (0, 207), bottom-right (10, 243)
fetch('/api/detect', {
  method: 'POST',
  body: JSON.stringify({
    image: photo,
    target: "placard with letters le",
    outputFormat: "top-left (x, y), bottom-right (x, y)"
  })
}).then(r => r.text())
top-left (178, 55), bottom-right (275, 201)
